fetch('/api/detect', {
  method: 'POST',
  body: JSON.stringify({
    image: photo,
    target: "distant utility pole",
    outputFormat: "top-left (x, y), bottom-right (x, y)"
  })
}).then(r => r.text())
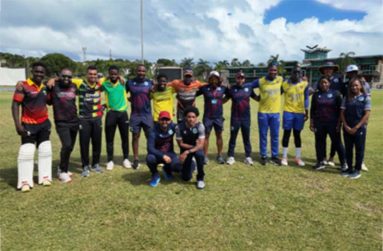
top-left (140, 0), bottom-right (144, 64)
top-left (82, 47), bottom-right (87, 62)
top-left (109, 48), bottom-right (112, 60)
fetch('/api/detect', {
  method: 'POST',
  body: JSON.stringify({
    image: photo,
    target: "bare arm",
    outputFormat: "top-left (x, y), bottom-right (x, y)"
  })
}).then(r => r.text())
top-left (12, 101), bottom-right (27, 136)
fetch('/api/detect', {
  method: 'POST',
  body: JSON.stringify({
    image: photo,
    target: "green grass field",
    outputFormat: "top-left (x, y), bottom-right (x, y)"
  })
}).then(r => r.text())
top-left (0, 90), bottom-right (382, 250)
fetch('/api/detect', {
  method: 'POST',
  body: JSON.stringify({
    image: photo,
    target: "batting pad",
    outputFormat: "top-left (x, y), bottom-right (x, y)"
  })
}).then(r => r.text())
top-left (17, 143), bottom-right (35, 189)
top-left (38, 141), bottom-right (52, 184)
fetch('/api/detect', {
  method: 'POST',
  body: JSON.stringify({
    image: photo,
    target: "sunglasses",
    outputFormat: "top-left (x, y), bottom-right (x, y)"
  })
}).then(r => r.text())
top-left (159, 118), bottom-right (170, 121)
top-left (61, 75), bottom-right (72, 79)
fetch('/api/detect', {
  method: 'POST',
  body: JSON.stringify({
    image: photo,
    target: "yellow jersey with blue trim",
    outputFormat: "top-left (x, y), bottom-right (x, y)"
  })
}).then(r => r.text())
top-left (282, 79), bottom-right (308, 114)
top-left (258, 76), bottom-right (283, 113)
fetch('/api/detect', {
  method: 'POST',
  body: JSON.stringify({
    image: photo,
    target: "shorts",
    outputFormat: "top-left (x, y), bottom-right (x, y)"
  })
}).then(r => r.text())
top-left (130, 114), bottom-right (153, 133)
top-left (283, 111), bottom-right (305, 131)
top-left (203, 117), bottom-right (224, 134)
top-left (21, 119), bottom-right (51, 146)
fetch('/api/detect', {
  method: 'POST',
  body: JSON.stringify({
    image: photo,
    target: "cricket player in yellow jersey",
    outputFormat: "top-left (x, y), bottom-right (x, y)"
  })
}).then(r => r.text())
top-left (281, 66), bottom-right (309, 166)
top-left (252, 63), bottom-right (283, 166)
top-left (151, 74), bottom-right (175, 122)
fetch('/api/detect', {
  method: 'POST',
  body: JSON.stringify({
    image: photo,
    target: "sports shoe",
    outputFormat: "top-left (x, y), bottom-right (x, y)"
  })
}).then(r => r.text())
top-left (294, 158), bottom-right (305, 167)
top-left (41, 179), bottom-right (51, 186)
top-left (260, 156), bottom-right (268, 166)
top-left (281, 158), bottom-right (288, 166)
top-left (57, 167), bottom-right (73, 177)
top-left (204, 156), bottom-right (209, 165)
top-left (341, 169), bottom-right (352, 177)
top-left (327, 160), bottom-right (335, 167)
top-left (81, 166), bottom-right (90, 177)
top-left (123, 159), bottom-right (132, 169)
top-left (59, 172), bottom-right (72, 183)
top-left (322, 160), bottom-right (328, 165)
top-left (216, 155), bottom-right (225, 164)
top-left (269, 157), bottom-right (281, 166)
top-left (132, 159), bottom-right (140, 170)
top-left (361, 163), bottom-right (368, 172)
top-left (21, 184), bottom-right (30, 192)
top-left (149, 174), bottom-right (160, 187)
top-left (197, 180), bottom-right (205, 189)
top-left (91, 164), bottom-right (103, 173)
top-left (349, 170), bottom-right (361, 179)
top-left (106, 161), bottom-right (114, 171)
top-left (226, 156), bottom-right (235, 165)
top-left (340, 163), bottom-right (348, 172)
top-left (314, 162), bottom-right (326, 170)
top-left (244, 157), bottom-right (254, 166)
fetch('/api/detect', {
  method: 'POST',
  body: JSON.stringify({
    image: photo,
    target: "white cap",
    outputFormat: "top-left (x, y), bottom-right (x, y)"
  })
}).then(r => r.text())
top-left (346, 64), bottom-right (359, 73)
top-left (208, 71), bottom-right (220, 78)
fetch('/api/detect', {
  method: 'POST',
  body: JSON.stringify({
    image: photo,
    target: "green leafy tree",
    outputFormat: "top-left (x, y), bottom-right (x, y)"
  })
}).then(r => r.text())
top-left (180, 57), bottom-right (194, 69)
top-left (40, 53), bottom-right (77, 76)
top-left (338, 51), bottom-right (356, 72)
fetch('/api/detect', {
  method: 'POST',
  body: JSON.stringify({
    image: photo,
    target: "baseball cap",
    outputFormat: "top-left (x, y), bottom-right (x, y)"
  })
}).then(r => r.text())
top-left (208, 71), bottom-right (220, 78)
top-left (184, 68), bottom-right (193, 77)
top-left (236, 71), bottom-right (245, 78)
top-left (158, 111), bottom-right (171, 120)
top-left (346, 64), bottom-right (359, 73)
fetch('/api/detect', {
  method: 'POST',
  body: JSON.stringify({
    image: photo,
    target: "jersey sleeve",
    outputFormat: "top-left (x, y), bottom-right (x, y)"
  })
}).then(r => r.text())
top-left (251, 79), bottom-right (260, 88)
top-left (71, 78), bottom-right (83, 89)
top-left (364, 96), bottom-right (372, 110)
top-left (147, 131), bottom-right (164, 158)
top-left (13, 82), bottom-right (25, 103)
top-left (175, 124), bottom-right (182, 140)
top-left (198, 123), bottom-right (205, 139)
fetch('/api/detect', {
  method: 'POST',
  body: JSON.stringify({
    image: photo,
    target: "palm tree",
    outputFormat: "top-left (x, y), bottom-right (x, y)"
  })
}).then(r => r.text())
top-left (180, 57), bottom-right (194, 69)
top-left (339, 51), bottom-right (356, 72)
top-left (214, 60), bottom-right (230, 71)
top-left (194, 58), bottom-right (212, 79)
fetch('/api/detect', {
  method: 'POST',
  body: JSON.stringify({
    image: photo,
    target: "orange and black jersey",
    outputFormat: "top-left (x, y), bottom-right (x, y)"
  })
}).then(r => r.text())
top-left (13, 79), bottom-right (49, 125)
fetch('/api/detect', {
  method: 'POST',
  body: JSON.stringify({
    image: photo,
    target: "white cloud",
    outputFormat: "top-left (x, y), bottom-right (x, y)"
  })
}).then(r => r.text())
top-left (0, 0), bottom-right (381, 64)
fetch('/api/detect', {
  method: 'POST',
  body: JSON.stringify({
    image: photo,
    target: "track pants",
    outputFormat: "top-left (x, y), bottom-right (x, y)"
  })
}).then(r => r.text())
top-left (227, 119), bottom-right (252, 157)
top-left (258, 113), bottom-right (280, 158)
top-left (343, 127), bottom-right (366, 172)
top-left (105, 111), bottom-right (129, 162)
top-left (79, 118), bottom-right (102, 167)
top-left (314, 123), bottom-right (345, 165)
top-left (56, 122), bottom-right (78, 172)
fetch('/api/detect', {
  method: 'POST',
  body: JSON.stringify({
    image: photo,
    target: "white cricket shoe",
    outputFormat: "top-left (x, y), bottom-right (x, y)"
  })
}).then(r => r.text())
top-left (106, 161), bottom-right (114, 171)
top-left (244, 157), bottom-right (254, 166)
top-left (226, 156), bottom-right (235, 165)
top-left (123, 159), bottom-right (132, 169)
top-left (294, 158), bottom-right (305, 167)
top-left (59, 172), bottom-right (72, 183)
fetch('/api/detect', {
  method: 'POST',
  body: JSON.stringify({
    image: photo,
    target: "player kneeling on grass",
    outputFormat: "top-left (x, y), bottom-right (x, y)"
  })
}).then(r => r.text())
top-left (340, 78), bottom-right (371, 179)
top-left (12, 62), bottom-right (52, 192)
top-left (281, 66), bottom-right (309, 166)
top-left (47, 68), bottom-right (78, 183)
top-left (146, 111), bottom-right (181, 187)
top-left (176, 107), bottom-right (206, 189)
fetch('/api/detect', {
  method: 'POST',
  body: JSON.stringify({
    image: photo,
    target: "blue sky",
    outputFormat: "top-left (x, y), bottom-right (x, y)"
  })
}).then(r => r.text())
top-left (264, 0), bottom-right (366, 23)
top-left (0, 0), bottom-right (381, 63)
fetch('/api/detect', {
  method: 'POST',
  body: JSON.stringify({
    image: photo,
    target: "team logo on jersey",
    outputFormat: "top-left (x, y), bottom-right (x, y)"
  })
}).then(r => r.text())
top-left (327, 93), bottom-right (333, 98)
top-left (235, 89), bottom-right (238, 92)
top-left (358, 96), bottom-right (365, 102)
top-left (168, 129), bottom-right (173, 135)
top-left (144, 81), bottom-right (148, 86)
top-left (333, 78), bottom-right (339, 83)
top-left (192, 128), bottom-right (198, 134)
top-left (183, 130), bottom-right (187, 134)
top-left (244, 88), bottom-right (249, 92)
top-left (217, 87), bottom-right (221, 91)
